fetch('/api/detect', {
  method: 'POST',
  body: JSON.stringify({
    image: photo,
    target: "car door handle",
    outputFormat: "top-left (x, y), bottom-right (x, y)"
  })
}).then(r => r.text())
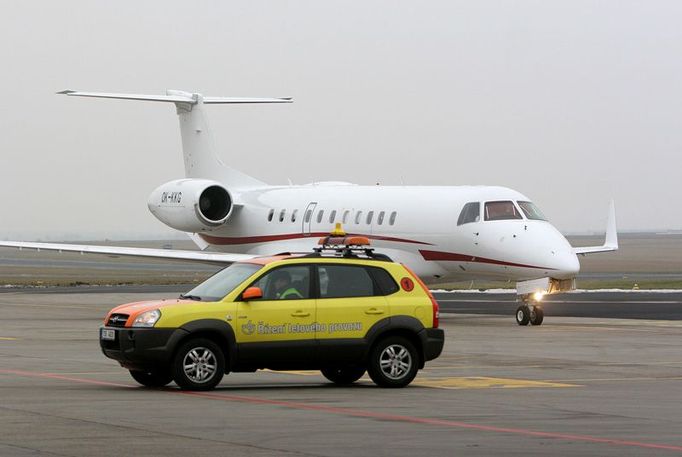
top-left (365, 308), bottom-right (385, 315)
top-left (291, 311), bottom-right (310, 317)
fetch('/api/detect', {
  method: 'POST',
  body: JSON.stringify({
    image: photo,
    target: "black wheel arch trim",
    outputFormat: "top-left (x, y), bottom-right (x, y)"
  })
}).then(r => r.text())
top-left (364, 316), bottom-right (428, 367)
top-left (178, 319), bottom-right (237, 370)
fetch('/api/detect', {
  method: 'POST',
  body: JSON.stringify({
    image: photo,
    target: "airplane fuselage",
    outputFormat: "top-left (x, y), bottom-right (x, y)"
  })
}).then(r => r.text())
top-left (188, 183), bottom-right (580, 284)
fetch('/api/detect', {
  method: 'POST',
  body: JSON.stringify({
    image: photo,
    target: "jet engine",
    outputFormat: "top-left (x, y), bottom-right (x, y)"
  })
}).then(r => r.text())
top-left (147, 179), bottom-right (234, 232)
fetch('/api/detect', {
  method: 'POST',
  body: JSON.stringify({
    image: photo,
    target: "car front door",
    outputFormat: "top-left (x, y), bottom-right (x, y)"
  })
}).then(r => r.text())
top-left (235, 265), bottom-right (317, 368)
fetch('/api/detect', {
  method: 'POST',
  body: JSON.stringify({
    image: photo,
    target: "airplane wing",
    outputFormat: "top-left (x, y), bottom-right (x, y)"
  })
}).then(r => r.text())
top-left (572, 200), bottom-right (619, 255)
top-left (0, 241), bottom-right (255, 264)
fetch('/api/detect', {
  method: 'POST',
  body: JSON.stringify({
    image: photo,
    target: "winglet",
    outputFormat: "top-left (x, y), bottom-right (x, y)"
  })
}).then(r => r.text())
top-left (573, 200), bottom-right (619, 255)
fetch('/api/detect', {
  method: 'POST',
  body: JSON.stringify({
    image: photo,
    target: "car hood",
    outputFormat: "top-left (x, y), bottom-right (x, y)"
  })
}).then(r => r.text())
top-left (104, 299), bottom-right (193, 327)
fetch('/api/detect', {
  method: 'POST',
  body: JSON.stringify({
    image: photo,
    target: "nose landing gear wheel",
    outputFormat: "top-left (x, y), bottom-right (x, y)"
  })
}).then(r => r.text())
top-left (516, 305), bottom-right (530, 326)
top-left (529, 306), bottom-right (544, 325)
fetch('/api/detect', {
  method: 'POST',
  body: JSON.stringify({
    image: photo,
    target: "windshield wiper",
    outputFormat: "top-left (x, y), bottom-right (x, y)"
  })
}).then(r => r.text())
top-left (179, 294), bottom-right (202, 301)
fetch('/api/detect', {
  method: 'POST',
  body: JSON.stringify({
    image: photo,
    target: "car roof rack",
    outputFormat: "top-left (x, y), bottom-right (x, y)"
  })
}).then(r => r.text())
top-left (302, 224), bottom-right (393, 262)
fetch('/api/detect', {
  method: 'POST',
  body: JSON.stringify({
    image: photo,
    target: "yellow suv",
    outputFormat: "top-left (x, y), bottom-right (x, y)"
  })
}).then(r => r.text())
top-left (99, 231), bottom-right (444, 390)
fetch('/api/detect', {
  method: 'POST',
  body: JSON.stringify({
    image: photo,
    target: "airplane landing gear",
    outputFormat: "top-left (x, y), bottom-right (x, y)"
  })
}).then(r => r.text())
top-left (515, 296), bottom-right (544, 326)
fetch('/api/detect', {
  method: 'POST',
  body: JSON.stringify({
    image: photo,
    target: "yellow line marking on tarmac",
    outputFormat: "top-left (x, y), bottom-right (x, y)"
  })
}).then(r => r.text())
top-left (264, 369), bottom-right (320, 376)
top-left (0, 337), bottom-right (18, 340)
top-left (266, 370), bottom-right (577, 389)
top-left (547, 376), bottom-right (682, 383)
top-left (412, 376), bottom-right (578, 389)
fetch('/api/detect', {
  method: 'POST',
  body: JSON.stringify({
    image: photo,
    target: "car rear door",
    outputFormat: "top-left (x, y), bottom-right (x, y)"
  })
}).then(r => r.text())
top-left (315, 263), bottom-right (391, 362)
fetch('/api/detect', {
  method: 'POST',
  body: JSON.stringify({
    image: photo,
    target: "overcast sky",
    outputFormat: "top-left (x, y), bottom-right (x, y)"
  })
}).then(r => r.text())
top-left (1, 1), bottom-right (681, 240)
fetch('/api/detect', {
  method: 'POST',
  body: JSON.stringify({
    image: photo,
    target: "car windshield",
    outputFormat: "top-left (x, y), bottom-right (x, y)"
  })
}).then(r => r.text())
top-left (181, 262), bottom-right (262, 302)
top-left (518, 201), bottom-right (548, 221)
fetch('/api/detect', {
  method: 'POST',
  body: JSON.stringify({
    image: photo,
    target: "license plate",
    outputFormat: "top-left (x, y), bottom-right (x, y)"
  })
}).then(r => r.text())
top-left (100, 328), bottom-right (116, 341)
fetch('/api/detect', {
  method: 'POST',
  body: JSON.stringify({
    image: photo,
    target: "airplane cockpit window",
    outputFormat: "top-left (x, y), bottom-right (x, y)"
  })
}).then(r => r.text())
top-left (457, 202), bottom-right (480, 226)
top-left (484, 201), bottom-right (523, 221)
top-left (518, 201), bottom-right (548, 221)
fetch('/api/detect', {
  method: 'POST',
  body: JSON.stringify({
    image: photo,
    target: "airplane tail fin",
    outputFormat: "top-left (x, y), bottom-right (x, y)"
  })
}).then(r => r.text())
top-left (58, 90), bottom-right (292, 188)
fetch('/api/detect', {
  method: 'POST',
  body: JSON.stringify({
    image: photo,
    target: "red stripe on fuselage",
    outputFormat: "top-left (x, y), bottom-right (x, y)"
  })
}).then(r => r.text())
top-left (199, 232), bottom-right (433, 246)
top-left (419, 249), bottom-right (555, 270)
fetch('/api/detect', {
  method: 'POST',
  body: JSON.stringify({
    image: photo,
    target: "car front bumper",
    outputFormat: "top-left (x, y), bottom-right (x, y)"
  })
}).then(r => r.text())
top-left (99, 326), bottom-right (188, 371)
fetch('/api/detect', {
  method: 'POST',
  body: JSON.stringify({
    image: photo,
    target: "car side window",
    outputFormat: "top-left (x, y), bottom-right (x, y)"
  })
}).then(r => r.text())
top-left (317, 264), bottom-right (380, 298)
top-left (251, 266), bottom-right (311, 300)
top-left (367, 267), bottom-right (399, 295)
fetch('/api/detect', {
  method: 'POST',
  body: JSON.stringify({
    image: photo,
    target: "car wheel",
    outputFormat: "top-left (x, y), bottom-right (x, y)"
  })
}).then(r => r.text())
top-left (367, 336), bottom-right (419, 388)
top-left (172, 338), bottom-right (225, 391)
top-left (129, 369), bottom-right (173, 388)
top-left (321, 366), bottom-right (366, 385)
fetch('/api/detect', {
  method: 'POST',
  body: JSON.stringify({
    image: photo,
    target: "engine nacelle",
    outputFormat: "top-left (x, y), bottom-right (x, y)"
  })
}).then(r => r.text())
top-left (147, 179), bottom-right (233, 232)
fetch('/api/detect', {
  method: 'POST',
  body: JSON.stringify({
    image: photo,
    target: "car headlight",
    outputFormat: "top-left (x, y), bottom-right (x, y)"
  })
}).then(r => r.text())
top-left (132, 309), bottom-right (161, 327)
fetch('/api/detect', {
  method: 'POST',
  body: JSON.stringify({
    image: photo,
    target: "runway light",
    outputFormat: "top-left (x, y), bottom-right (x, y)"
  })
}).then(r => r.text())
top-left (533, 291), bottom-right (545, 302)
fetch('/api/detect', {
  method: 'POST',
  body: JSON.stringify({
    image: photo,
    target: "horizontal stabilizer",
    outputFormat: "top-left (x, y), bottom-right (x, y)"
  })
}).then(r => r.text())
top-left (57, 90), bottom-right (292, 105)
top-left (0, 241), bottom-right (255, 265)
top-left (572, 200), bottom-right (619, 255)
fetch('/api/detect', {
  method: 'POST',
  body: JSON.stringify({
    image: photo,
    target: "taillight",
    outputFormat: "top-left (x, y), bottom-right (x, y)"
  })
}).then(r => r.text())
top-left (401, 264), bottom-right (439, 328)
top-left (430, 294), bottom-right (440, 328)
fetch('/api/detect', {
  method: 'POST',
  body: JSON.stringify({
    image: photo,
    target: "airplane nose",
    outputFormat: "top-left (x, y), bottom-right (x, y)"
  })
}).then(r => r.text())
top-left (552, 251), bottom-right (580, 279)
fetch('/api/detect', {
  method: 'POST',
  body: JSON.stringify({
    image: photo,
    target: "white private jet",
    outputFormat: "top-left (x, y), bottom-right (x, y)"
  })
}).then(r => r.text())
top-left (0, 90), bottom-right (618, 325)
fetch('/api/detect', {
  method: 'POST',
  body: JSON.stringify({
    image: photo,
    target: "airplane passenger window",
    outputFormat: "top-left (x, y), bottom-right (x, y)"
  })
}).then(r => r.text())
top-left (317, 210), bottom-right (324, 223)
top-left (366, 211), bottom-right (374, 224)
top-left (291, 209), bottom-right (298, 223)
top-left (484, 201), bottom-right (523, 221)
top-left (518, 201), bottom-right (548, 221)
top-left (267, 209), bottom-right (274, 222)
top-left (279, 209), bottom-right (286, 222)
top-left (457, 202), bottom-right (480, 225)
top-left (304, 210), bottom-right (312, 223)
top-left (355, 211), bottom-right (363, 224)
top-left (329, 210), bottom-right (337, 224)
top-left (377, 211), bottom-right (385, 225)
top-left (389, 211), bottom-right (397, 225)
top-left (342, 210), bottom-right (350, 224)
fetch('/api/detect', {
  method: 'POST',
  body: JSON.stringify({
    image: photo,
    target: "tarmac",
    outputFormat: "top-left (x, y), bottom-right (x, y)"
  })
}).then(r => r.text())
top-left (1, 289), bottom-right (682, 456)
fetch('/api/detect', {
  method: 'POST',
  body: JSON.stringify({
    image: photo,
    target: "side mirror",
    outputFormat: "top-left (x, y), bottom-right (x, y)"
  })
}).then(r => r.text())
top-left (242, 286), bottom-right (263, 301)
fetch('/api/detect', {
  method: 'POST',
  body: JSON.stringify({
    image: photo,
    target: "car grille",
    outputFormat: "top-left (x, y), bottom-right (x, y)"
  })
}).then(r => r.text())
top-left (107, 313), bottom-right (129, 327)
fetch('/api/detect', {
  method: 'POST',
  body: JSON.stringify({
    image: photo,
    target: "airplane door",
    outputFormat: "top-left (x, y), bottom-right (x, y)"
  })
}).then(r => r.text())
top-left (302, 202), bottom-right (317, 236)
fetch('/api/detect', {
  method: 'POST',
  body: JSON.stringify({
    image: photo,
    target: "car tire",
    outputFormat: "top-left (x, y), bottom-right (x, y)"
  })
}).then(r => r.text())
top-left (172, 338), bottom-right (225, 391)
top-left (129, 369), bottom-right (174, 388)
top-left (321, 366), bottom-right (366, 385)
top-left (367, 336), bottom-right (419, 388)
